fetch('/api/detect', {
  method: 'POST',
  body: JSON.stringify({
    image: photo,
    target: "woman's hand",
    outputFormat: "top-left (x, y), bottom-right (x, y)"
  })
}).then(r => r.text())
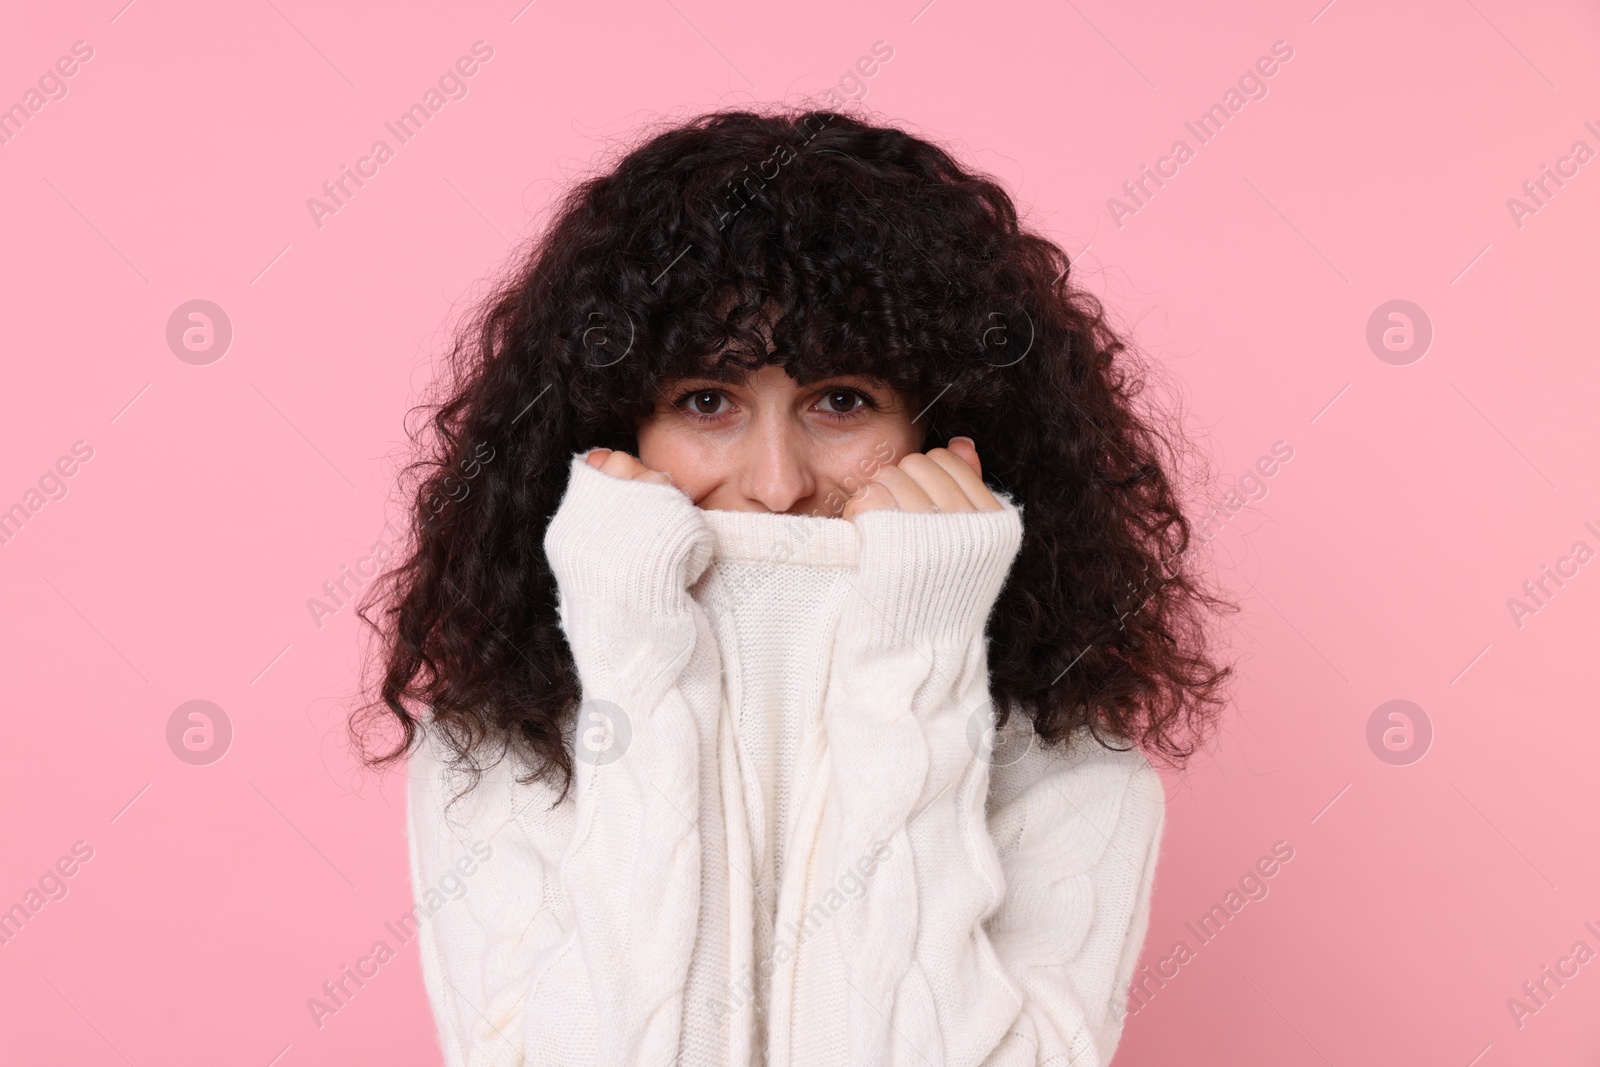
top-left (841, 436), bottom-right (1004, 521)
top-left (583, 441), bottom-right (1003, 519)
top-left (546, 449), bottom-right (712, 608)
top-left (583, 447), bottom-right (678, 488)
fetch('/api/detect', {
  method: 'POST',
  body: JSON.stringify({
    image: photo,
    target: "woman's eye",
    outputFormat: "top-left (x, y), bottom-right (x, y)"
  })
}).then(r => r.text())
top-left (818, 389), bottom-right (868, 415)
top-left (678, 390), bottom-right (728, 417)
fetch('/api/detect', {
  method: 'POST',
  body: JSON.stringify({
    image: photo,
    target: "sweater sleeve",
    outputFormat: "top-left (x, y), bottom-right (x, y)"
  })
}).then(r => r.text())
top-left (406, 452), bottom-right (724, 1067)
top-left (782, 496), bottom-right (1165, 1066)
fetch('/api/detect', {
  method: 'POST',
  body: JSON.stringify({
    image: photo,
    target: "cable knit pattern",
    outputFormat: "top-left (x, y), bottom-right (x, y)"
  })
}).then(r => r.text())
top-left (406, 452), bottom-right (1166, 1066)
top-left (778, 498), bottom-right (1027, 1066)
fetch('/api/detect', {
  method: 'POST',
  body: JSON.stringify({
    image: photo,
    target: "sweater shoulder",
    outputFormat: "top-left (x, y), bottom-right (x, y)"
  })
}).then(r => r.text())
top-left (988, 714), bottom-right (1161, 801)
top-left (406, 717), bottom-right (575, 858)
top-left (984, 715), bottom-right (1165, 873)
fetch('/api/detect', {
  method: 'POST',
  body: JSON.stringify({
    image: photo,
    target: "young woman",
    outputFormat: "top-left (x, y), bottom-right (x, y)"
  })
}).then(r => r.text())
top-left (353, 107), bottom-right (1235, 1066)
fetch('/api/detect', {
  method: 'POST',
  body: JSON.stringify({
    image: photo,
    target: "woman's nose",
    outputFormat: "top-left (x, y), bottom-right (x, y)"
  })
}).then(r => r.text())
top-left (734, 416), bottom-right (813, 513)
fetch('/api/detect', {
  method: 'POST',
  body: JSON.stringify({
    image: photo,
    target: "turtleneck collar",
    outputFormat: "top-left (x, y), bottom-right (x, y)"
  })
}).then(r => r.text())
top-left (697, 507), bottom-right (859, 568)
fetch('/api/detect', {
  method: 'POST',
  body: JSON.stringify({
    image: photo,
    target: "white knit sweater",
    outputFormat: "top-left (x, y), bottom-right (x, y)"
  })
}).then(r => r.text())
top-left (405, 453), bottom-right (1166, 1066)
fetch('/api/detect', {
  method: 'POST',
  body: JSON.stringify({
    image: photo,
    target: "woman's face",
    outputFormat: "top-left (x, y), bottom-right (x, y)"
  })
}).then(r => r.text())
top-left (636, 363), bottom-right (927, 515)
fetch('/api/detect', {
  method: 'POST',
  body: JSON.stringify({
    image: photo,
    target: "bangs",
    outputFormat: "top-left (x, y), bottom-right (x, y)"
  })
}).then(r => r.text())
top-left (655, 286), bottom-right (922, 399)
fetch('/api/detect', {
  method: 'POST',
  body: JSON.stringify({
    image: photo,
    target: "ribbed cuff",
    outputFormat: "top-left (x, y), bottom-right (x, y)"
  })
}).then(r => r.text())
top-left (542, 453), bottom-right (714, 620)
top-left (842, 493), bottom-right (1024, 649)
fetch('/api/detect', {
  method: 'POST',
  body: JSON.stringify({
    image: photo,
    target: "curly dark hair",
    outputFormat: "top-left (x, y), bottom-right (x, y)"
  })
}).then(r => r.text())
top-left (350, 104), bottom-right (1238, 806)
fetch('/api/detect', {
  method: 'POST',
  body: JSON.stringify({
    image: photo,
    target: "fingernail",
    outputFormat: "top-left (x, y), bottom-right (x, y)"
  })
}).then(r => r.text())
top-left (950, 436), bottom-right (974, 447)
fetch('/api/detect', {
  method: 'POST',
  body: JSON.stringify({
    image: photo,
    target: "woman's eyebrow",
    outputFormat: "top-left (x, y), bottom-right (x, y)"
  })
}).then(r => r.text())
top-left (792, 371), bottom-right (888, 386)
top-left (664, 368), bottom-right (887, 389)
top-left (675, 361), bottom-right (753, 385)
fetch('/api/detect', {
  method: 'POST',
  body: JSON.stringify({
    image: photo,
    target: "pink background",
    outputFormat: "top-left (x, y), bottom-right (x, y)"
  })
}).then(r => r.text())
top-left (2, 0), bottom-right (1598, 1063)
